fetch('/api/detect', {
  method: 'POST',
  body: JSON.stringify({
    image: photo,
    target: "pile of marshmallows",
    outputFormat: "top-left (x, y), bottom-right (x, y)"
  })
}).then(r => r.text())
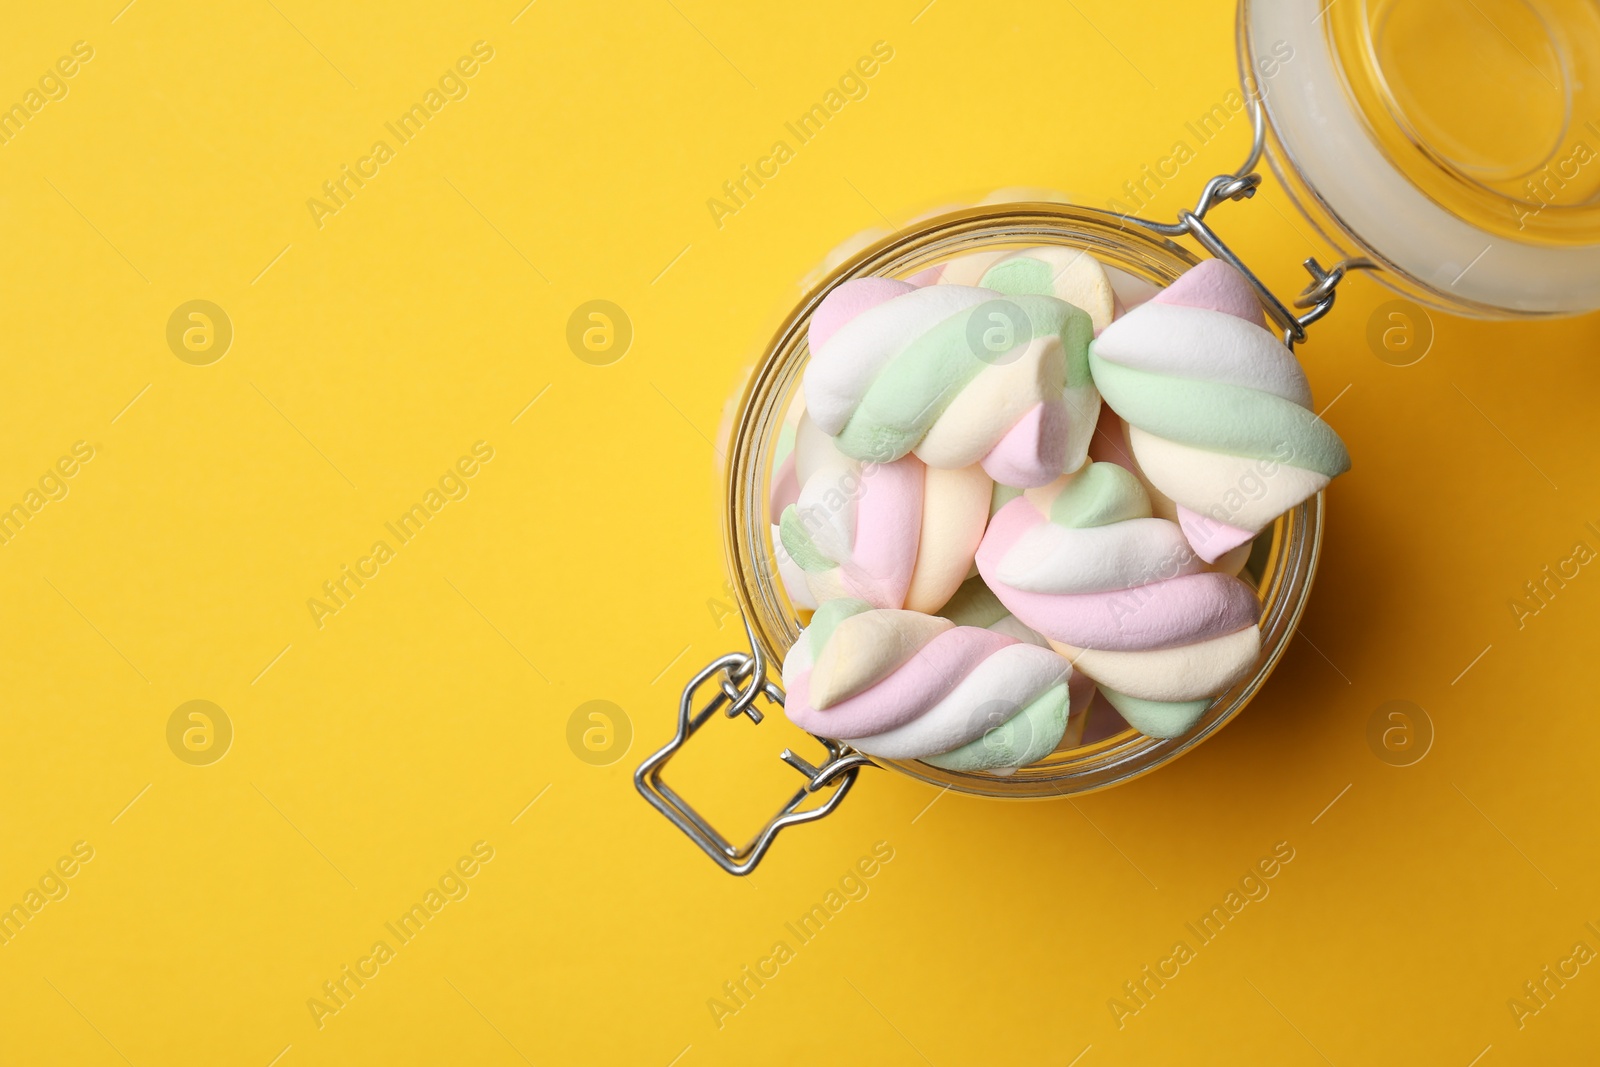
top-left (769, 248), bottom-right (1350, 775)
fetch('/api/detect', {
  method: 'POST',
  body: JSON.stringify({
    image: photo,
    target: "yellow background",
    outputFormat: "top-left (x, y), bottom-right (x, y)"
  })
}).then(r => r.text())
top-left (3, 1), bottom-right (1598, 1064)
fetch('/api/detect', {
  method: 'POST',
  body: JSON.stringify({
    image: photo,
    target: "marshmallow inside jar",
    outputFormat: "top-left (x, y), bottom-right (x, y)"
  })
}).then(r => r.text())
top-left (724, 202), bottom-right (1325, 800)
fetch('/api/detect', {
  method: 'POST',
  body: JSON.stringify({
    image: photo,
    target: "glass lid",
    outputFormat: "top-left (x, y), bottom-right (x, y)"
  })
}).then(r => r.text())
top-left (1241, 0), bottom-right (1600, 316)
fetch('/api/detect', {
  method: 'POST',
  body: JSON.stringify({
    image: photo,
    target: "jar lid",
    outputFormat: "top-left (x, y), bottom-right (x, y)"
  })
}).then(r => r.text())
top-left (1241, 0), bottom-right (1600, 316)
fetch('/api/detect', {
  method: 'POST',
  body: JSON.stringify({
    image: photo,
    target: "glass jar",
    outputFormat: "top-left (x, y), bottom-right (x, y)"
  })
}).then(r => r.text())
top-left (1242, 0), bottom-right (1600, 316)
top-left (638, 1), bottom-right (1600, 874)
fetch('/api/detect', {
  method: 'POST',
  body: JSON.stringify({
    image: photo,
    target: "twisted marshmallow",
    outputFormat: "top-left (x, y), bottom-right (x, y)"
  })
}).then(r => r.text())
top-left (773, 413), bottom-right (991, 614)
top-left (976, 462), bottom-right (1261, 738)
top-left (804, 275), bottom-right (1096, 488)
top-left (782, 598), bottom-right (1084, 772)
top-left (1089, 260), bottom-right (1351, 561)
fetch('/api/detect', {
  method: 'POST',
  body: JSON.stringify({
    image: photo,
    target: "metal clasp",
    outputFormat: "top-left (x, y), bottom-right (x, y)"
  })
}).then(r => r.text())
top-left (1112, 94), bottom-right (1381, 350)
top-left (634, 624), bottom-right (875, 875)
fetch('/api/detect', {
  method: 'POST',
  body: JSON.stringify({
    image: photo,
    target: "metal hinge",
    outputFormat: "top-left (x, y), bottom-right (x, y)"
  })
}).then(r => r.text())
top-left (634, 624), bottom-right (875, 875)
